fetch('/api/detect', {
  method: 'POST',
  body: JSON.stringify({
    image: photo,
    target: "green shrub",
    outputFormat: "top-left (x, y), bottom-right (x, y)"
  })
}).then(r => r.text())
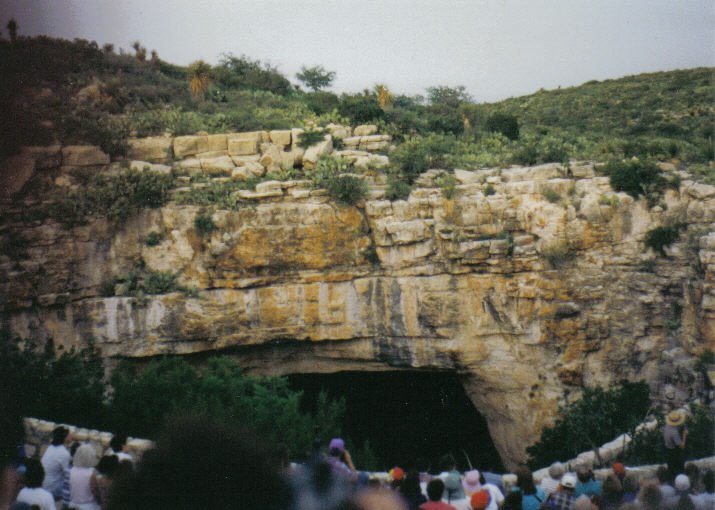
top-left (485, 112), bottom-right (519, 140)
top-left (644, 225), bottom-right (681, 256)
top-left (326, 175), bottom-right (368, 206)
top-left (304, 91), bottom-right (340, 115)
top-left (44, 170), bottom-right (174, 228)
top-left (434, 172), bottom-right (457, 199)
top-left (527, 381), bottom-right (651, 468)
top-left (542, 187), bottom-right (561, 203)
top-left (173, 181), bottom-right (245, 210)
top-left (385, 177), bottom-right (411, 201)
top-left (103, 262), bottom-right (184, 297)
top-left (484, 184), bottom-right (496, 196)
top-left (145, 231), bottom-right (164, 246)
top-left (542, 242), bottom-right (576, 269)
top-left (194, 211), bottom-right (215, 236)
top-left (296, 128), bottom-right (326, 149)
top-left (389, 134), bottom-right (458, 184)
top-left (339, 93), bottom-right (385, 124)
top-left (602, 160), bottom-right (667, 204)
top-left (362, 245), bottom-right (380, 265)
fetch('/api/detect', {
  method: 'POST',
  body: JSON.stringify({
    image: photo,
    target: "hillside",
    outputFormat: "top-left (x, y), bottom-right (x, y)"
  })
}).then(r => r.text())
top-left (1, 35), bottom-right (712, 184)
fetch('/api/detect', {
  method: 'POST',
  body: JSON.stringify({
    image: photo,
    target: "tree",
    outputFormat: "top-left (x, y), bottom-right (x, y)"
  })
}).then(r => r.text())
top-left (131, 40), bottom-right (146, 62)
top-left (7, 18), bottom-right (17, 43)
top-left (296, 65), bottom-right (335, 92)
top-left (485, 112), bottom-right (520, 140)
top-left (426, 85), bottom-right (472, 108)
top-left (187, 60), bottom-right (212, 99)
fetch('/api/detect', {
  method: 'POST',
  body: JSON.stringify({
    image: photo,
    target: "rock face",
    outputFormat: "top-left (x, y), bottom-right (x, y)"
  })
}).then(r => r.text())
top-left (1, 148), bottom-right (713, 469)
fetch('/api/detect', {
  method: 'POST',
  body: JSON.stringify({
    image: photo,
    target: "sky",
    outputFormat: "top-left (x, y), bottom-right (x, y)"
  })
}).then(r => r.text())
top-left (2, 0), bottom-right (713, 102)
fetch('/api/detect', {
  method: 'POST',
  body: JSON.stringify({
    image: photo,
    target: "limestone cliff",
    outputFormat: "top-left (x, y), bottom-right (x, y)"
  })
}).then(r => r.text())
top-left (1, 135), bottom-right (713, 469)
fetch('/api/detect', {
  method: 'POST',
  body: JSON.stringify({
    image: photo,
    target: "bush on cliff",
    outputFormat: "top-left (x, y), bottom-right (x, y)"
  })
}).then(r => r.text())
top-left (526, 381), bottom-right (650, 468)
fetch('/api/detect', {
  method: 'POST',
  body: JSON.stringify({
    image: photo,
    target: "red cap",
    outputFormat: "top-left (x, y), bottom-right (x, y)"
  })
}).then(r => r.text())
top-left (390, 467), bottom-right (404, 481)
top-left (613, 462), bottom-right (625, 476)
top-left (471, 490), bottom-right (490, 510)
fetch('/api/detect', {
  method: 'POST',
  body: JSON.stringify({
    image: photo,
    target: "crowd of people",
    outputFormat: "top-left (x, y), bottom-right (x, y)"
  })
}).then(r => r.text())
top-left (0, 411), bottom-right (712, 510)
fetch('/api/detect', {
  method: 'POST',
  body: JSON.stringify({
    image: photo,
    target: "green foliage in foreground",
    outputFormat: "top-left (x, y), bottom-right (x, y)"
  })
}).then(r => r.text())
top-left (310, 155), bottom-right (368, 205)
top-left (44, 170), bottom-right (174, 228)
top-left (527, 381), bottom-right (651, 468)
top-left (601, 159), bottom-right (669, 205)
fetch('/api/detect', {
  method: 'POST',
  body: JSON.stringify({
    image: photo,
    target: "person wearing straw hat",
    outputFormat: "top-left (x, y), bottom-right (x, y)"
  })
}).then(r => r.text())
top-left (662, 409), bottom-right (688, 478)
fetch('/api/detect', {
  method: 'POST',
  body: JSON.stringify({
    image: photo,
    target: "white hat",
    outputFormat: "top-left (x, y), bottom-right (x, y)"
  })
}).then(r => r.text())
top-left (561, 474), bottom-right (577, 489)
top-left (675, 474), bottom-right (690, 491)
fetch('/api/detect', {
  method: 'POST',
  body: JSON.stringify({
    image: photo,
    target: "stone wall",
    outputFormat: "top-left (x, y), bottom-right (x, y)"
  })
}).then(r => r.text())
top-left (2, 127), bottom-right (714, 469)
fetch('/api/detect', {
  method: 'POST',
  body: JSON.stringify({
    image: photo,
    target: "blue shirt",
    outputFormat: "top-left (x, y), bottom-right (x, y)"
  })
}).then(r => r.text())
top-left (574, 479), bottom-right (602, 498)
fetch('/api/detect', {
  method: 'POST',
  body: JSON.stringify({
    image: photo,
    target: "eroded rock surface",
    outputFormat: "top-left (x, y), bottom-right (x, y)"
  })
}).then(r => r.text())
top-left (1, 156), bottom-right (713, 469)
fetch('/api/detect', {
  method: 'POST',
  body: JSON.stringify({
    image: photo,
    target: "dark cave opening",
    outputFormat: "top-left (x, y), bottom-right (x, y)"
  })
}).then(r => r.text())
top-left (288, 370), bottom-right (504, 473)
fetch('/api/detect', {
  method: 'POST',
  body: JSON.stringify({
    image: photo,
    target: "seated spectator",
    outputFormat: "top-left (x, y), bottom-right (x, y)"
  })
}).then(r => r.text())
top-left (105, 435), bottom-right (132, 464)
top-left (471, 490), bottom-right (491, 510)
top-left (400, 470), bottom-right (427, 510)
top-left (107, 416), bottom-right (292, 510)
top-left (93, 455), bottom-right (119, 510)
top-left (574, 465), bottom-right (601, 499)
top-left (657, 466), bottom-right (677, 500)
top-left (420, 479), bottom-right (456, 510)
top-left (463, 470), bottom-right (482, 497)
top-left (437, 455), bottom-right (465, 503)
top-left (503, 491), bottom-right (523, 510)
top-left (40, 427), bottom-right (71, 500)
top-left (540, 473), bottom-right (577, 510)
top-left (637, 481), bottom-right (663, 510)
top-left (572, 495), bottom-right (592, 510)
top-left (622, 473), bottom-right (640, 504)
top-left (664, 474), bottom-right (696, 510)
top-left (600, 475), bottom-right (623, 510)
top-left (691, 470), bottom-right (714, 510)
top-left (325, 438), bottom-right (358, 483)
top-left (541, 463), bottom-right (566, 498)
top-left (14, 459), bottom-right (56, 510)
top-left (69, 443), bottom-right (100, 510)
top-left (514, 466), bottom-right (545, 510)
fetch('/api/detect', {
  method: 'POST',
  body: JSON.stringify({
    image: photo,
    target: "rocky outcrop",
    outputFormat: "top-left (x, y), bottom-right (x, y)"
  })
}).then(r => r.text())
top-left (1, 133), bottom-right (713, 469)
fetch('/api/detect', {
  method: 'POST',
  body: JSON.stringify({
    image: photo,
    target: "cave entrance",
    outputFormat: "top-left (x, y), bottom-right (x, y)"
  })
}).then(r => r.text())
top-left (288, 370), bottom-right (504, 473)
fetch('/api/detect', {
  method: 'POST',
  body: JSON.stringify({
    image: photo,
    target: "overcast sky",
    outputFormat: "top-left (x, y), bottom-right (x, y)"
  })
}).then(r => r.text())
top-left (2, 0), bottom-right (713, 102)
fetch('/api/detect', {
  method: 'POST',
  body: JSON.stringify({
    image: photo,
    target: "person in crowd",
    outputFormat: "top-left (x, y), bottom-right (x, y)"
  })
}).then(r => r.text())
top-left (420, 479), bottom-right (456, 510)
top-left (471, 490), bottom-right (491, 510)
top-left (541, 473), bottom-right (577, 510)
top-left (400, 470), bottom-right (427, 510)
top-left (13, 459), bottom-right (55, 510)
top-left (503, 491), bottom-right (523, 510)
top-left (637, 481), bottom-right (663, 510)
top-left (684, 464), bottom-right (702, 495)
top-left (105, 435), bottom-right (132, 464)
top-left (612, 463), bottom-right (627, 484)
top-left (691, 470), bottom-right (714, 510)
top-left (663, 410), bottom-right (688, 479)
top-left (463, 470), bottom-right (482, 498)
top-left (572, 495), bottom-right (592, 510)
top-left (478, 471), bottom-right (504, 510)
top-left (600, 475), bottom-right (623, 510)
top-left (68, 443), bottom-right (100, 510)
top-left (437, 455), bottom-right (466, 505)
top-left (107, 416), bottom-right (292, 510)
top-left (353, 486), bottom-right (409, 510)
top-left (657, 466), bottom-right (677, 500)
top-left (574, 465), bottom-right (601, 499)
top-left (60, 441), bottom-right (81, 508)
top-left (622, 473), bottom-right (640, 504)
top-left (391, 467), bottom-right (406, 490)
top-left (664, 474), bottom-right (696, 510)
top-left (93, 455), bottom-right (118, 510)
top-left (541, 463), bottom-right (566, 498)
top-left (325, 438), bottom-right (358, 483)
top-left (40, 427), bottom-right (71, 501)
top-left (514, 466), bottom-right (545, 510)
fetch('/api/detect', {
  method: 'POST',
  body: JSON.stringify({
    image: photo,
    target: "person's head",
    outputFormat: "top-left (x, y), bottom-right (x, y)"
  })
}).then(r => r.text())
top-left (107, 416), bottom-right (292, 510)
top-left (23, 458), bottom-right (45, 488)
top-left (549, 462), bottom-right (565, 480)
top-left (69, 441), bottom-right (81, 459)
top-left (352, 486), bottom-right (409, 510)
top-left (576, 465), bottom-right (593, 483)
top-left (657, 466), bottom-right (672, 485)
top-left (622, 473), bottom-right (639, 493)
top-left (638, 482), bottom-right (662, 510)
top-left (110, 433), bottom-right (128, 453)
top-left (703, 470), bottom-right (714, 493)
top-left (399, 470), bottom-right (422, 498)
top-left (612, 462), bottom-right (626, 478)
top-left (463, 469), bottom-right (481, 494)
top-left (503, 490), bottom-right (523, 510)
top-left (471, 489), bottom-right (490, 510)
top-left (561, 474), bottom-right (577, 492)
top-left (96, 455), bottom-right (119, 477)
top-left (602, 474), bottom-right (623, 501)
top-left (515, 465), bottom-right (537, 495)
top-left (426, 479), bottom-right (445, 502)
top-left (676, 494), bottom-right (696, 510)
top-left (73, 443), bottom-right (99, 468)
top-left (439, 454), bottom-right (456, 472)
top-left (51, 426), bottom-right (69, 446)
top-left (573, 495), bottom-right (592, 510)
top-left (675, 474), bottom-right (691, 492)
top-left (684, 464), bottom-right (700, 485)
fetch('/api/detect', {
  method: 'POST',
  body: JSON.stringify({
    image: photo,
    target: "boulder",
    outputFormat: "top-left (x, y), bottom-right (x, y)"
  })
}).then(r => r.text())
top-left (231, 162), bottom-right (265, 181)
top-left (200, 155), bottom-right (235, 175)
top-left (130, 161), bottom-right (172, 175)
top-left (228, 137), bottom-right (258, 156)
top-left (354, 154), bottom-right (389, 171)
top-left (326, 123), bottom-right (352, 139)
top-left (20, 145), bottom-right (62, 170)
top-left (61, 145), bottom-right (110, 166)
top-left (1, 155), bottom-right (35, 197)
top-left (206, 134), bottom-right (228, 152)
top-left (354, 124), bottom-right (378, 136)
top-left (269, 130), bottom-right (292, 147)
top-left (259, 144), bottom-right (283, 173)
top-left (302, 138), bottom-right (333, 170)
top-left (127, 137), bottom-right (173, 162)
top-left (173, 136), bottom-right (209, 159)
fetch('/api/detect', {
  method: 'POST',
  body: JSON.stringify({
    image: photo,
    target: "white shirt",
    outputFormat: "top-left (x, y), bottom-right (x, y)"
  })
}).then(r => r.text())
top-left (41, 444), bottom-right (71, 497)
top-left (484, 483), bottom-right (505, 510)
top-left (15, 486), bottom-right (57, 510)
